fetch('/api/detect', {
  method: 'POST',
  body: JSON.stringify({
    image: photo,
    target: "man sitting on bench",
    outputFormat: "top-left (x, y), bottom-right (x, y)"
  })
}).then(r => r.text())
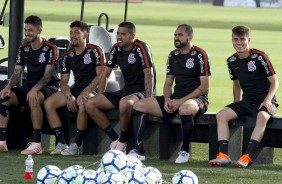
top-left (44, 20), bottom-right (105, 155)
top-left (209, 25), bottom-right (279, 168)
top-left (129, 24), bottom-right (210, 163)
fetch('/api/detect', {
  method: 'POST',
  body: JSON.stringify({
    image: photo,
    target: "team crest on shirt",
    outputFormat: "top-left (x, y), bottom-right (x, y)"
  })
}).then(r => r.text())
top-left (186, 58), bottom-right (194, 68)
top-left (248, 61), bottom-right (256, 72)
top-left (83, 54), bottom-right (92, 64)
top-left (128, 53), bottom-right (136, 64)
top-left (251, 54), bottom-right (258, 59)
top-left (39, 53), bottom-right (46, 63)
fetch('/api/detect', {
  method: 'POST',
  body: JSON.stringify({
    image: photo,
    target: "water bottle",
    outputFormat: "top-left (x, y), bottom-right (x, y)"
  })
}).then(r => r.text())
top-left (24, 155), bottom-right (34, 180)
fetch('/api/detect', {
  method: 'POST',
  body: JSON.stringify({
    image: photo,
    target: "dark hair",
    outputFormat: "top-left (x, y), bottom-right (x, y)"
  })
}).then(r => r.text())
top-left (232, 26), bottom-right (250, 37)
top-left (70, 20), bottom-right (89, 33)
top-left (118, 21), bottom-right (136, 35)
top-left (178, 24), bottom-right (193, 35)
top-left (24, 15), bottom-right (42, 27)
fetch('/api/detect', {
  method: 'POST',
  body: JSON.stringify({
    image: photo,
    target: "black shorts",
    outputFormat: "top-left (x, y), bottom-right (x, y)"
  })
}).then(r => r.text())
top-left (103, 89), bottom-right (145, 108)
top-left (155, 95), bottom-right (209, 120)
top-left (12, 84), bottom-right (58, 107)
top-left (226, 100), bottom-right (276, 118)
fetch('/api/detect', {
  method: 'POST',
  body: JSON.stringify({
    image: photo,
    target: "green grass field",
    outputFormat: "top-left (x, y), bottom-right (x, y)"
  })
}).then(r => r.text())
top-left (0, 1), bottom-right (282, 183)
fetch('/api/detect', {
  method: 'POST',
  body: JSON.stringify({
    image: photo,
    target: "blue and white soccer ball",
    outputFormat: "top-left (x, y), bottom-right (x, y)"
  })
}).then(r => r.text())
top-left (172, 170), bottom-right (198, 184)
top-left (101, 150), bottom-right (128, 174)
top-left (57, 165), bottom-right (84, 184)
top-left (95, 167), bottom-right (105, 183)
top-left (144, 166), bottom-right (162, 184)
top-left (123, 169), bottom-right (146, 184)
top-left (75, 169), bottom-right (98, 184)
top-left (126, 155), bottom-right (143, 169)
top-left (37, 165), bottom-right (62, 184)
top-left (100, 171), bottom-right (127, 184)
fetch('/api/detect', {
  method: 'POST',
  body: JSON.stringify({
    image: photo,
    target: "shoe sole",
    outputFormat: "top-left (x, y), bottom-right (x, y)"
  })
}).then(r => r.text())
top-left (236, 162), bottom-right (248, 168)
top-left (21, 151), bottom-right (43, 155)
top-left (209, 161), bottom-right (231, 167)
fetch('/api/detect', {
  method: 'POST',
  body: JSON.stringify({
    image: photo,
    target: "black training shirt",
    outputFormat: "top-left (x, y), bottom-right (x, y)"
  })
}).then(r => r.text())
top-left (227, 49), bottom-right (276, 104)
top-left (61, 44), bottom-right (105, 91)
top-left (16, 39), bottom-right (59, 86)
top-left (166, 45), bottom-right (211, 99)
top-left (107, 39), bottom-right (154, 93)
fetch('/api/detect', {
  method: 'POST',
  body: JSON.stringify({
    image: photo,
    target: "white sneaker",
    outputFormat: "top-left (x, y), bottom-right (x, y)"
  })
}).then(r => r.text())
top-left (175, 150), bottom-right (190, 164)
top-left (110, 139), bottom-right (119, 150)
top-left (61, 143), bottom-right (81, 156)
top-left (21, 142), bottom-right (42, 155)
top-left (50, 143), bottom-right (68, 155)
top-left (127, 149), bottom-right (146, 161)
top-left (0, 141), bottom-right (8, 152)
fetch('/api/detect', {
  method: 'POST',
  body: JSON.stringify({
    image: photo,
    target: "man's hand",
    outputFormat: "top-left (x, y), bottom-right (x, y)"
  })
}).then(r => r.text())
top-left (170, 99), bottom-right (183, 113)
top-left (27, 88), bottom-right (39, 107)
top-left (0, 87), bottom-right (12, 99)
top-left (164, 99), bottom-right (174, 113)
top-left (76, 92), bottom-right (89, 106)
top-left (260, 99), bottom-right (276, 115)
top-left (66, 95), bottom-right (77, 112)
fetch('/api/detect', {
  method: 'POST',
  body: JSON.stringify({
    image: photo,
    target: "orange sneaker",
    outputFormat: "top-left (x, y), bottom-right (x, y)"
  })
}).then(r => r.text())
top-left (236, 154), bottom-right (252, 168)
top-left (209, 152), bottom-right (231, 167)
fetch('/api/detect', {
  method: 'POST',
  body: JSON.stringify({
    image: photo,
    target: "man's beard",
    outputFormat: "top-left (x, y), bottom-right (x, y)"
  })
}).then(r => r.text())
top-left (174, 40), bottom-right (187, 48)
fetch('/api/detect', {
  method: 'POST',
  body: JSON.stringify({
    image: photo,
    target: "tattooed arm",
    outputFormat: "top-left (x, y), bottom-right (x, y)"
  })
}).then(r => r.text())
top-left (77, 66), bottom-right (104, 106)
top-left (143, 67), bottom-right (154, 98)
top-left (27, 65), bottom-right (55, 106)
top-left (0, 65), bottom-right (24, 98)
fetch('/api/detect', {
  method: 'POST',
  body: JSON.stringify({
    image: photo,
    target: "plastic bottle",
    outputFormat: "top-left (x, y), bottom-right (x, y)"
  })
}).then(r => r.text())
top-left (24, 155), bottom-right (34, 180)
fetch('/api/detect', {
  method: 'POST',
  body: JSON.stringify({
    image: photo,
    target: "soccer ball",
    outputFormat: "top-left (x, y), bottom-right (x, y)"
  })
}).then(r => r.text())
top-left (75, 169), bottom-right (98, 184)
top-left (100, 171), bottom-right (127, 184)
top-left (95, 167), bottom-right (105, 183)
top-left (37, 165), bottom-right (62, 184)
top-left (127, 155), bottom-right (143, 169)
top-left (101, 150), bottom-right (128, 174)
top-left (57, 165), bottom-right (84, 184)
top-left (123, 169), bottom-right (146, 184)
top-left (172, 170), bottom-right (198, 184)
top-left (144, 166), bottom-right (162, 184)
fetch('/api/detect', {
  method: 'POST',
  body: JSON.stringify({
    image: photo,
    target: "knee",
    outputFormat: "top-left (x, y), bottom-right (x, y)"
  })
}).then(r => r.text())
top-left (85, 98), bottom-right (97, 112)
top-left (119, 99), bottom-right (133, 113)
top-left (43, 99), bottom-right (53, 111)
top-left (178, 104), bottom-right (197, 116)
top-left (256, 112), bottom-right (270, 126)
top-left (216, 110), bottom-right (229, 125)
top-left (132, 100), bottom-right (147, 113)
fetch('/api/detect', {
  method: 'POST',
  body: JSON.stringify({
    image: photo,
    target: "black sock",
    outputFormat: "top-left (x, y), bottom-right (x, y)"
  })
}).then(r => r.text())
top-left (74, 129), bottom-right (87, 147)
top-left (218, 140), bottom-right (229, 155)
top-left (0, 128), bottom-right (7, 141)
top-left (52, 127), bottom-right (66, 145)
top-left (180, 115), bottom-right (194, 152)
top-left (245, 139), bottom-right (259, 158)
top-left (103, 125), bottom-right (119, 141)
top-left (33, 129), bottom-right (42, 143)
top-left (132, 109), bottom-right (146, 154)
top-left (119, 130), bottom-right (129, 143)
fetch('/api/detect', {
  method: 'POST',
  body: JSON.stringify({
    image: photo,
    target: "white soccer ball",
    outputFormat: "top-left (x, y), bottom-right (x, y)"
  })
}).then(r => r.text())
top-left (57, 165), bottom-right (84, 184)
top-left (100, 171), bottom-right (127, 184)
top-left (172, 170), bottom-right (198, 184)
top-left (144, 166), bottom-right (162, 184)
top-left (123, 169), bottom-right (146, 184)
top-left (75, 169), bottom-right (98, 184)
top-left (37, 165), bottom-right (62, 184)
top-left (101, 150), bottom-right (128, 174)
top-left (126, 155), bottom-right (143, 169)
top-left (95, 167), bottom-right (105, 183)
